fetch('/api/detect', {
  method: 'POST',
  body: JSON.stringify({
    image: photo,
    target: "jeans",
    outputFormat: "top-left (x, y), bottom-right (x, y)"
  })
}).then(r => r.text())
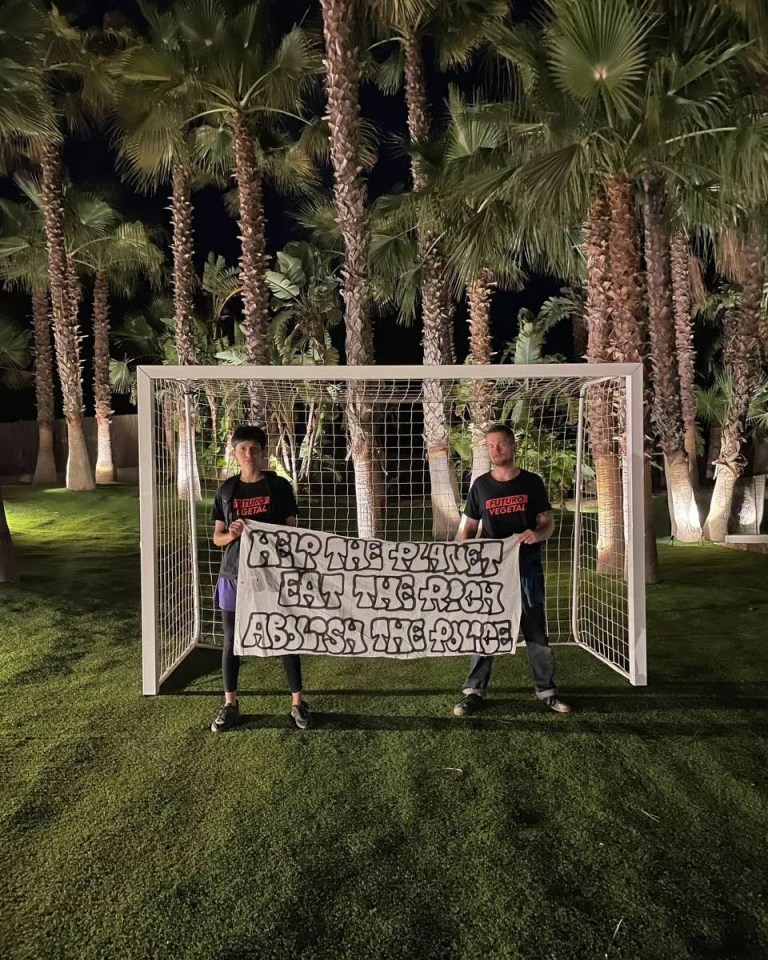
top-left (221, 609), bottom-right (303, 695)
top-left (461, 558), bottom-right (557, 699)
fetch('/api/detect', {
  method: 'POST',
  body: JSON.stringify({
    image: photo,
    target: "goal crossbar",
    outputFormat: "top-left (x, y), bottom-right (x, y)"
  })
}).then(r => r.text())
top-left (139, 362), bottom-right (643, 380)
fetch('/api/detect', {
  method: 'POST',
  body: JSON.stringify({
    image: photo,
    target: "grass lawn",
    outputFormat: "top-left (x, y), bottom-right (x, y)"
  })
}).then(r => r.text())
top-left (1, 486), bottom-right (767, 960)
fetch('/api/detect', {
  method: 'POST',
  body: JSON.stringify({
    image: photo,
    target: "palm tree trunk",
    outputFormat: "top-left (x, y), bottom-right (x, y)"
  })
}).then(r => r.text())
top-left (706, 424), bottom-right (721, 480)
top-left (572, 312), bottom-right (588, 360)
top-left (170, 162), bottom-right (197, 366)
top-left (321, 0), bottom-right (379, 537)
top-left (231, 112), bottom-right (270, 425)
top-left (163, 393), bottom-right (177, 469)
top-left (467, 269), bottom-right (494, 487)
top-left (422, 290), bottom-right (458, 538)
top-left (31, 289), bottom-right (58, 486)
top-left (204, 383), bottom-right (219, 468)
top-left (704, 462), bottom-right (738, 543)
top-left (231, 113), bottom-right (269, 364)
top-left (404, 29), bottom-right (459, 539)
top-left (704, 234), bottom-right (765, 541)
top-left (642, 175), bottom-right (700, 541)
top-left (670, 232), bottom-right (699, 487)
top-left (585, 188), bottom-right (625, 575)
top-left (92, 269), bottom-right (116, 484)
top-left (40, 140), bottom-right (94, 492)
top-left (177, 395), bottom-right (202, 502)
top-left (605, 174), bottom-right (658, 583)
top-left (403, 32), bottom-right (429, 192)
top-left (0, 487), bottom-right (19, 582)
top-left (64, 251), bottom-right (92, 490)
top-left (170, 163), bottom-right (202, 498)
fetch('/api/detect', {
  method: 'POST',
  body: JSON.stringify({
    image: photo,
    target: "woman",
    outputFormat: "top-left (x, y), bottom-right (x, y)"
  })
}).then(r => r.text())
top-left (209, 424), bottom-right (310, 732)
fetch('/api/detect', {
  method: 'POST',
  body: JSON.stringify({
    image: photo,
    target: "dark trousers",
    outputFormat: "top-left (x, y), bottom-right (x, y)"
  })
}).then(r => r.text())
top-left (462, 578), bottom-right (557, 699)
top-left (221, 610), bottom-right (303, 695)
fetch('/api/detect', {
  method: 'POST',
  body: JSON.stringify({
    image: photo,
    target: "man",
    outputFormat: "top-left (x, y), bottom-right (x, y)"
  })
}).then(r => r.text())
top-left (453, 423), bottom-right (571, 716)
top-left (209, 425), bottom-right (310, 732)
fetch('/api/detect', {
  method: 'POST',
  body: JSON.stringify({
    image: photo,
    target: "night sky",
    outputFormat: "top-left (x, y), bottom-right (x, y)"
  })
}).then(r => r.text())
top-left (1, 0), bottom-right (569, 423)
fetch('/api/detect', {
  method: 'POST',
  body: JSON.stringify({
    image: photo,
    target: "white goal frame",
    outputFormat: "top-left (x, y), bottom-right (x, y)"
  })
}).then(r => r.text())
top-left (138, 363), bottom-right (646, 694)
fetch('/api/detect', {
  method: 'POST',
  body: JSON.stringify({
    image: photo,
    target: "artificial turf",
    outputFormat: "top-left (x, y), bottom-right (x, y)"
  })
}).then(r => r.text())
top-left (1, 486), bottom-right (767, 960)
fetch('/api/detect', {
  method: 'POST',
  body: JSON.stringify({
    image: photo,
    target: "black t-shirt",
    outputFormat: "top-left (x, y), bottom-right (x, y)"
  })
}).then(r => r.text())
top-left (211, 474), bottom-right (298, 578)
top-left (464, 469), bottom-right (552, 560)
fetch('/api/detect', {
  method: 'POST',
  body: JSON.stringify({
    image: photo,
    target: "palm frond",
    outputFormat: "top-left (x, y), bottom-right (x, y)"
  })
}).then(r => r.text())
top-left (547, 0), bottom-right (652, 124)
top-left (370, 41), bottom-right (405, 95)
top-left (0, 316), bottom-right (32, 372)
top-left (192, 121), bottom-right (233, 181)
top-left (109, 357), bottom-right (136, 394)
top-left (431, 0), bottom-right (509, 71)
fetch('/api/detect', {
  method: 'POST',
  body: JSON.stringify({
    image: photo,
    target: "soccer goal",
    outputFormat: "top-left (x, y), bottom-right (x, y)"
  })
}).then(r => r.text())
top-left (137, 364), bottom-right (646, 694)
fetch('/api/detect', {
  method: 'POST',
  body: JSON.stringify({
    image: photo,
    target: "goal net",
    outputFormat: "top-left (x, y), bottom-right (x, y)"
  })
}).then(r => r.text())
top-left (138, 364), bottom-right (646, 694)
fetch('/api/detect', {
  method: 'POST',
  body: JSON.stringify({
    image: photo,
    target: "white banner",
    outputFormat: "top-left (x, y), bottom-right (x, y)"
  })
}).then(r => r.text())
top-left (234, 522), bottom-right (521, 658)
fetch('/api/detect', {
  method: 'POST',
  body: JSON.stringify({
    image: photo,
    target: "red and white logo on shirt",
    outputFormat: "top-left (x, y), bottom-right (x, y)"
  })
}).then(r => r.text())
top-left (233, 495), bottom-right (271, 517)
top-left (485, 495), bottom-right (528, 516)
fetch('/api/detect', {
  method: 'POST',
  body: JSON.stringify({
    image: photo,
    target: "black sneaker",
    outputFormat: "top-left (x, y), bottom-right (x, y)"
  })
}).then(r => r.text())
top-left (210, 701), bottom-right (240, 732)
top-left (290, 701), bottom-right (311, 730)
top-left (453, 693), bottom-right (484, 718)
top-left (540, 695), bottom-right (571, 714)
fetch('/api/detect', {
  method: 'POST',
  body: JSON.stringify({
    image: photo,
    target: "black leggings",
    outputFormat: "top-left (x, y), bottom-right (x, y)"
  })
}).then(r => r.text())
top-left (221, 610), bottom-right (303, 695)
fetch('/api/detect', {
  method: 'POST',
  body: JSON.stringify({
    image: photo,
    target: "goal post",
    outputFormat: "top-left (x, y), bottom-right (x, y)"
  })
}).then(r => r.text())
top-left (137, 363), bottom-right (646, 694)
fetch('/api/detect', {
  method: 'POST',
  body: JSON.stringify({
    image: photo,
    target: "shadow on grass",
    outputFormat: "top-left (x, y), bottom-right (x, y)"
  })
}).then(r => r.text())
top-left (162, 650), bottom-right (768, 712)
top-left (160, 647), bottom-right (221, 692)
top-left (225, 710), bottom-right (768, 737)
top-left (171, 685), bottom-right (768, 709)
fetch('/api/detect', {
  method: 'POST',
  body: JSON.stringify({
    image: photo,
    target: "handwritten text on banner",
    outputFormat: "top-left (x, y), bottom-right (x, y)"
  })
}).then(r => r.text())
top-left (234, 522), bottom-right (521, 659)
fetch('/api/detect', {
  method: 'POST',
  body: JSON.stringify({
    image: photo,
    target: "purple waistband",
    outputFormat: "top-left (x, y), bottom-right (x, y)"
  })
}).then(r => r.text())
top-left (214, 577), bottom-right (237, 612)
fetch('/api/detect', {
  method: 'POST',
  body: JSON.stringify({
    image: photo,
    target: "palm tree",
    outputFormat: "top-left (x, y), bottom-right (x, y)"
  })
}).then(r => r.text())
top-left (121, 2), bottom-right (318, 385)
top-left (670, 229), bottom-right (701, 486)
top-left (631, 7), bottom-right (749, 539)
top-left (115, 7), bottom-right (214, 499)
top-left (368, 95), bottom-right (524, 493)
top-left (0, 198), bottom-right (58, 485)
top-left (114, 8), bottom-right (201, 370)
top-left (368, 0), bottom-right (508, 538)
top-left (686, 6), bottom-right (768, 540)
top-left (72, 213), bottom-right (164, 483)
top-left (435, 92), bottom-right (530, 485)
top-left (642, 174), bottom-right (703, 540)
top-left (0, 6), bottom-right (76, 487)
top-left (119, 2), bottom-right (320, 503)
top-left (40, 143), bottom-right (95, 491)
top-left (703, 229), bottom-right (766, 541)
top-left (470, 7), bottom-right (659, 577)
top-left (583, 187), bottom-right (625, 574)
top-left (194, 9), bottom-right (318, 376)
top-left (26, 7), bottom-right (120, 491)
top-left (468, 1), bottom-right (750, 575)
top-left (319, 0), bottom-right (381, 537)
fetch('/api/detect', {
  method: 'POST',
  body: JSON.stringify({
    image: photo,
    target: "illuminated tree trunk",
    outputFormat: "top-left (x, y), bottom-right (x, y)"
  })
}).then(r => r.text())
top-left (31, 289), bottom-right (58, 486)
top-left (585, 188), bottom-right (624, 575)
top-left (642, 174), bottom-right (700, 541)
top-left (321, 0), bottom-right (380, 537)
top-left (404, 30), bottom-right (459, 539)
top-left (40, 139), bottom-right (94, 491)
